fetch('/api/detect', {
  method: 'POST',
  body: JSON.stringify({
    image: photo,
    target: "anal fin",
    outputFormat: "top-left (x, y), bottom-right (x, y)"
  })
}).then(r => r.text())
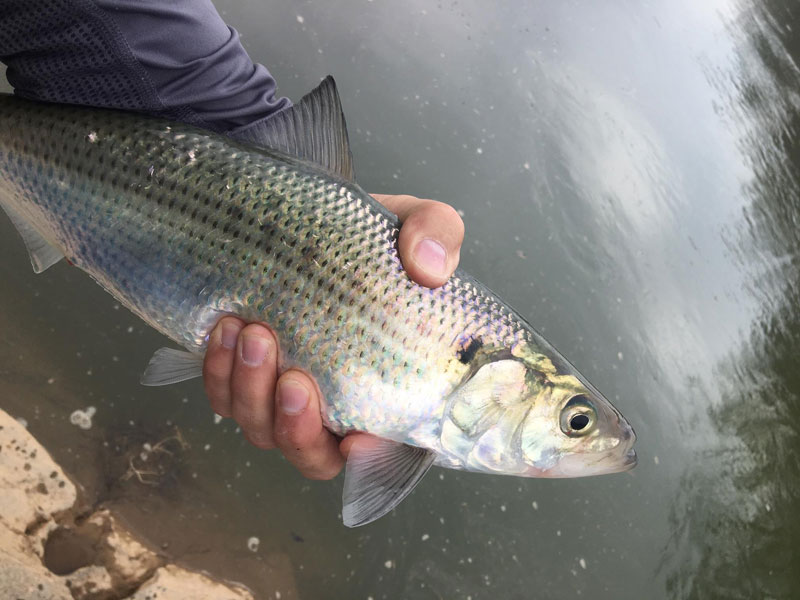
top-left (1, 204), bottom-right (63, 273)
top-left (141, 347), bottom-right (205, 386)
top-left (342, 436), bottom-right (435, 527)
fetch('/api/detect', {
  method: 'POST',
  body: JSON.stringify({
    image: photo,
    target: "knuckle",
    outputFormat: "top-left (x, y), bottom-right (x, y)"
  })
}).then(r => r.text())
top-left (407, 201), bottom-right (464, 239)
top-left (433, 202), bottom-right (465, 237)
top-left (274, 423), bottom-right (312, 451)
top-left (202, 356), bottom-right (231, 383)
top-left (231, 402), bottom-right (269, 432)
top-left (244, 430), bottom-right (275, 450)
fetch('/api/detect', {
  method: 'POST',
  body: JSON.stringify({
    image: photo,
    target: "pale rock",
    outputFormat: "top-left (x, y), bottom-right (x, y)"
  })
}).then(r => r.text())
top-left (129, 565), bottom-right (254, 600)
top-left (0, 410), bottom-right (76, 533)
top-left (65, 565), bottom-right (114, 600)
top-left (87, 509), bottom-right (162, 587)
top-left (0, 409), bottom-right (256, 600)
top-left (0, 520), bottom-right (72, 600)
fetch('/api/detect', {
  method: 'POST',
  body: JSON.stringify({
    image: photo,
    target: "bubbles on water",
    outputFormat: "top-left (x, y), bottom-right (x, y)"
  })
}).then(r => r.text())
top-left (69, 406), bottom-right (96, 430)
top-left (15, 416), bottom-right (28, 428)
top-left (247, 536), bottom-right (260, 552)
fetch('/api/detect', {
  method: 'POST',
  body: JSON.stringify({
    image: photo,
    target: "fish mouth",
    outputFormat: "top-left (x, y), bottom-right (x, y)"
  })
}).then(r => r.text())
top-left (538, 440), bottom-right (637, 478)
top-left (619, 447), bottom-right (637, 471)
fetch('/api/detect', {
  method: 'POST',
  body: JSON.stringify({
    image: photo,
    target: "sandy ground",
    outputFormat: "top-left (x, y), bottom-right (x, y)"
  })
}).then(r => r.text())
top-left (0, 407), bottom-right (296, 599)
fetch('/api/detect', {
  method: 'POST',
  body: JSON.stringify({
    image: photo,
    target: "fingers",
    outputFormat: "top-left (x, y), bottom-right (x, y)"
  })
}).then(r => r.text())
top-left (203, 317), bottom-right (278, 449)
top-left (371, 194), bottom-right (465, 288)
top-left (203, 318), bottom-right (344, 479)
top-left (203, 316), bottom-right (244, 418)
top-left (230, 324), bottom-right (278, 449)
top-left (272, 370), bottom-right (344, 480)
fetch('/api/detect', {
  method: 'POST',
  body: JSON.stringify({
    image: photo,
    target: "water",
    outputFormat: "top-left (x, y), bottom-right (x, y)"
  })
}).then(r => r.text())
top-left (1, 0), bottom-right (798, 598)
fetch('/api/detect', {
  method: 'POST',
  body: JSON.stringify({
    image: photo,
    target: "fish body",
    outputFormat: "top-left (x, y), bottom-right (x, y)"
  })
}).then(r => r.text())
top-left (0, 79), bottom-right (636, 526)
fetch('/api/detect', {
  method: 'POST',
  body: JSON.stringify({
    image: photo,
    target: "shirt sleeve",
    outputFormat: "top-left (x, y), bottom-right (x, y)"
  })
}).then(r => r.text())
top-left (0, 0), bottom-right (290, 136)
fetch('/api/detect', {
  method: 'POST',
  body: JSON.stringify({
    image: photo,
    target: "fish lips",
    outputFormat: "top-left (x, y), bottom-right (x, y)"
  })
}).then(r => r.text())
top-left (534, 447), bottom-right (636, 478)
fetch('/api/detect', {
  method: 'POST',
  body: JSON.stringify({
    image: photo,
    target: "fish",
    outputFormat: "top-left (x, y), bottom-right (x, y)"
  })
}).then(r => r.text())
top-left (0, 77), bottom-right (636, 527)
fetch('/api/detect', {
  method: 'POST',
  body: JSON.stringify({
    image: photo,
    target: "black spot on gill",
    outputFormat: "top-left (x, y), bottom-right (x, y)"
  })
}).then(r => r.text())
top-left (457, 337), bottom-right (483, 365)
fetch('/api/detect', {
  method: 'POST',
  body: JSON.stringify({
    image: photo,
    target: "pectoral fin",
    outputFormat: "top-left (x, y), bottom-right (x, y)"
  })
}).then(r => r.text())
top-left (1, 204), bottom-right (63, 273)
top-left (342, 436), bottom-right (435, 527)
top-left (141, 347), bottom-right (204, 386)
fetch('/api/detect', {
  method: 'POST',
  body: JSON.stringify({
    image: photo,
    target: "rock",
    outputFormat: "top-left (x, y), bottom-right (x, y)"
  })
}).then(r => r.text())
top-left (0, 410), bottom-right (77, 534)
top-left (42, 509), bottom-right (163, 598)
top-left (87, 509), bottom-right (162, 589)
top-left (0, 408), bottom-right (265, 600)
top-left (0, 519), bottom-right (72, 600)
top-left (65, 565), bottom-right (114, 600)
top-left (129, 565), bottom-right (255, 600)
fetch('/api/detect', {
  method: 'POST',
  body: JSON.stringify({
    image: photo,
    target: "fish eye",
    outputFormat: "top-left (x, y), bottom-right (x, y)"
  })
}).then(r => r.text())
top-left (570, 414), bottom-right (590, 430)
top-left (560, 395), bottom-right (597, 437)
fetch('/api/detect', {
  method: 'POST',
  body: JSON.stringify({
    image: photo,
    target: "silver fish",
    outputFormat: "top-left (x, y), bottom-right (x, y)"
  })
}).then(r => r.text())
top-left (0, 78), bottom-right (636, 526)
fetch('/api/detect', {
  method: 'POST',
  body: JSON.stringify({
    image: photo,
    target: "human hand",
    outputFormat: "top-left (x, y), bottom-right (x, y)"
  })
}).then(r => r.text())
top-left (203, 194), bottom-right (465, 479)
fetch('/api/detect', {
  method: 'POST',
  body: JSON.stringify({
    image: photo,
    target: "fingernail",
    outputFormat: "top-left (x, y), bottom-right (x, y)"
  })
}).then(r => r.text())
top-left (221, 322), bottom-right (239, 349)
top-left (241, 335), bottom-right (269, 366)
top-left (278, 379), bottom-right (309, 415)
top-left (414, 238), bottom-right (447, 276)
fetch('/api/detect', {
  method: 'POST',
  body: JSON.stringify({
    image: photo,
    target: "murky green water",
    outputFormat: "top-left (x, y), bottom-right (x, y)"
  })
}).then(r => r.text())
top-left (1, 1), bottom-right (799, 598)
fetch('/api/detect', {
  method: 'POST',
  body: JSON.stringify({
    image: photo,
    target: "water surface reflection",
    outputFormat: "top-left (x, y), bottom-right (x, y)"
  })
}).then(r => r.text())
top-left (664, 1), bottom-right (800, 597)
top-left (1, 0), bottom-right (799, 598)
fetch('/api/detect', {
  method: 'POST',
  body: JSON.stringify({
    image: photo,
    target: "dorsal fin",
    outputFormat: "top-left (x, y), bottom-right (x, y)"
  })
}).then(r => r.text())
top-left (235, 76), bottom-right (355, 182)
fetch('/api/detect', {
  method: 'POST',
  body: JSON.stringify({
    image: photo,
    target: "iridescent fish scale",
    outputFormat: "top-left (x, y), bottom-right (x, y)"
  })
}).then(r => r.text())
top-left (0, 97), bottom-right (544, 449)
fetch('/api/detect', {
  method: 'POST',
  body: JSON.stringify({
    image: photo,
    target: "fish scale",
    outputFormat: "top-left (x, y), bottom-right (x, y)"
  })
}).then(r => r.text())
top-left (0, 96), bottom-right (506, 436)
top-left (0, 80), bottom-right (635, 526)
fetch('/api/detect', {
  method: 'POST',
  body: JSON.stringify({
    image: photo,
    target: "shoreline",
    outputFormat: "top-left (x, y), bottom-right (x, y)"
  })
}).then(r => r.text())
top-left (0, 407), bottom-right (257, 600)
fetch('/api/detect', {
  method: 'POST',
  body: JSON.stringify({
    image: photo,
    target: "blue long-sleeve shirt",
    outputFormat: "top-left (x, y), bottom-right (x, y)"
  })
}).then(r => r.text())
top-left (0, 0), bottom-right (291, 141)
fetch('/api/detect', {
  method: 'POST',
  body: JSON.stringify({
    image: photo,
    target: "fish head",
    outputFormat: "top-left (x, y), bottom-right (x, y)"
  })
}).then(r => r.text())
top-left (440, 343), bottom-right (636, 478)
top-left (517, 367), bottom-right (637, 478)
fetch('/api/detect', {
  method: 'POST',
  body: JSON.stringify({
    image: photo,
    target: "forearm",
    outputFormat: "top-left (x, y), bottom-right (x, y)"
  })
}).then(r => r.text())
top-left (0, 0), bottom-right (289, 135)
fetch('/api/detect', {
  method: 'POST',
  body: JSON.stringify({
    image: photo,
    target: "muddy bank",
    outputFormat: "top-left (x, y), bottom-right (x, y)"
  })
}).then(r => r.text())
top-left (0, 408), bottom-right (294, 599)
